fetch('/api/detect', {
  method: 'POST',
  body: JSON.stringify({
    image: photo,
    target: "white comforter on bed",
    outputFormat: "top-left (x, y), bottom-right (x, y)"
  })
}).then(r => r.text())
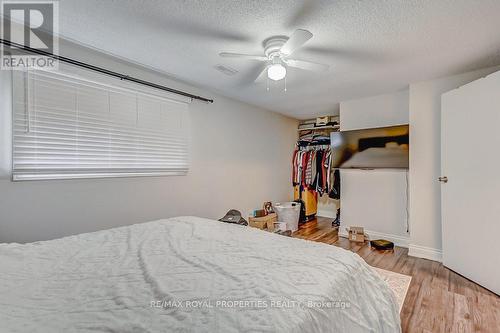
top-left (0, 216), bottom-right (400, 333)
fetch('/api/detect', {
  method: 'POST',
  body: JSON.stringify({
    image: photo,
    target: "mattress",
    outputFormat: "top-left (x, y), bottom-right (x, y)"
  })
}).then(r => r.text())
top-left (0, 216), bottom-right (400, 332)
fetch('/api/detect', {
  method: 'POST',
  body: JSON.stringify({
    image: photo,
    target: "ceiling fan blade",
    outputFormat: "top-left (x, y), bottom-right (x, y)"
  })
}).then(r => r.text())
top-left (234, 63), bottom-right (268, 86)
top-left (285, 59), bottom-right (329, 72)
top-left (280, 29), bottom-right (313, 56)
top-left (219, 52), bottom-right (268, 61)
top-left (254, 65), bottom-right (269, 83)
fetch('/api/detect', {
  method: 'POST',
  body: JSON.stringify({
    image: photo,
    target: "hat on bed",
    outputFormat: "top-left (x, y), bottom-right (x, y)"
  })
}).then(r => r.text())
top-left (219, 209), bottom-right (248, 226)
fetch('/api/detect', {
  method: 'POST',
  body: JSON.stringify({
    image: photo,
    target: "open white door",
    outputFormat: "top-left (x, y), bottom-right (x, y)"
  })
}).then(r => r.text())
top-left (441, 71), bottom-right (500, 295)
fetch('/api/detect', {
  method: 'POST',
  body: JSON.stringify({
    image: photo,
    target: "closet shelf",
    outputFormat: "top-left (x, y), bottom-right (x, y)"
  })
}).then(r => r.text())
top-left (297, 125), bottom-right (340, 131)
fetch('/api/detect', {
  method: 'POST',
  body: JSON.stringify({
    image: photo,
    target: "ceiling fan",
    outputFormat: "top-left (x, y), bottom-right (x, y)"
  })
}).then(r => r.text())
top-left (219, 29), bottom-right (329, 82)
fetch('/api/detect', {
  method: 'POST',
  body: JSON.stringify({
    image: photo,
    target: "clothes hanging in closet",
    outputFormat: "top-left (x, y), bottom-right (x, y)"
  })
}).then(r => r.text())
top-left (291, 145), bottom-right (333, 196)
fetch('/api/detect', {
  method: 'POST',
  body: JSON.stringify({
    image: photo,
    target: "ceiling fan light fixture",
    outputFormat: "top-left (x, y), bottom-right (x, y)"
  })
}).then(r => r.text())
top-left (219, 29), bottom-right (327, 86)
top-left (267, 63), bottom-right (286, 81)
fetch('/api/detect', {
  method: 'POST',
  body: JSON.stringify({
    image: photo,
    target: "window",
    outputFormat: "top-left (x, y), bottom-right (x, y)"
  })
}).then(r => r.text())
top-left (12, 69), bottom-right (190, 180)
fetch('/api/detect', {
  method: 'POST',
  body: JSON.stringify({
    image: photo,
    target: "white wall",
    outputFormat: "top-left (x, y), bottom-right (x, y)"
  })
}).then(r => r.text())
top-left (339, 90), bottom-right (410, 246)
top-left (0, 40), bottom-right (298, 243)
top-left (408, 65), bottom-right (500, 261)
top-left (316, 195), bottom-right (338, 219)
top-left (340, 169), bottom-right (409, 245)
top-left (340, 90), bottom-right (410, 131)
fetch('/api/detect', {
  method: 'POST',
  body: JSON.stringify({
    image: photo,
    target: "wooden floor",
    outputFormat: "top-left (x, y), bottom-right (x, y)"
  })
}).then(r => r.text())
top-left (293, 217), bottom-right (500, 333)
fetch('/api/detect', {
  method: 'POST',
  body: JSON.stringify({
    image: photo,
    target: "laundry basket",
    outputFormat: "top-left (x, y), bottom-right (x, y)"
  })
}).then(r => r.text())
top-left (274, 202), bottom-right (301, 232)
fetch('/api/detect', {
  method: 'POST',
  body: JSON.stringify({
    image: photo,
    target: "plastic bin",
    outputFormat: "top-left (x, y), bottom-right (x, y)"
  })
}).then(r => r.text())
top-left (274, 202), bottom-right (301, 231)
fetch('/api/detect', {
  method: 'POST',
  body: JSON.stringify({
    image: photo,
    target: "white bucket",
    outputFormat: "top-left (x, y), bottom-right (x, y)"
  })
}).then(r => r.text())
top-left (274, 202), bottom-right (301, 232)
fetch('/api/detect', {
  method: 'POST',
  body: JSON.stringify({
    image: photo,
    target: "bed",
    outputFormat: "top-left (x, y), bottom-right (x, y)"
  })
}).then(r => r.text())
top-left (0, 216), bottom-right (400, 332)
top-left (340, 146), bottom-right (409, 169)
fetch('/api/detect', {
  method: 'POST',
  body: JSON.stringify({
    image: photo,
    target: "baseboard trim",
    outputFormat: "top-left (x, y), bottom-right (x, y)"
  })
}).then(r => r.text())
top-left (338, 228), bottom-right (410, 248)
top-left (408, 244), bottom-right (442, 262)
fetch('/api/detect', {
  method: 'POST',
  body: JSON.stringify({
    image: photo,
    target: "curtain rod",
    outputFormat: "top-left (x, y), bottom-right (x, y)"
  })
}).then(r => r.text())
top-left (0, 39), bottom-right (214, 103)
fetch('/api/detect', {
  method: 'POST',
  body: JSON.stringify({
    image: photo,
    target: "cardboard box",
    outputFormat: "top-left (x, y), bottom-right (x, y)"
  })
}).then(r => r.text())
top-left (249, 213), bottom-right (277, 230)
top-left (316, 116), bottom-right (330, 126)
top-left (248, 219), bottom-right (267, 229)
top-left (347, 226), bottom-right (365, 243)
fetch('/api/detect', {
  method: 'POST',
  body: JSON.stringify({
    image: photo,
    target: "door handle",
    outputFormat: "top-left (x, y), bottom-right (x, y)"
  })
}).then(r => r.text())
top-left (438, 176), bottom-right (448, 183)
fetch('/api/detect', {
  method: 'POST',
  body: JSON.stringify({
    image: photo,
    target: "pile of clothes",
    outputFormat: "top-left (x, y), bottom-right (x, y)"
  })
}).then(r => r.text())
top-left (297, 132), bottom-right (331, 146)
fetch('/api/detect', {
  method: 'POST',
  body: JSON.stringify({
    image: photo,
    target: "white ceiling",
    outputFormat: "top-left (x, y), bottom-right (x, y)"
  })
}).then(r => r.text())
top-left (57, 0), bottom-right (500, 119)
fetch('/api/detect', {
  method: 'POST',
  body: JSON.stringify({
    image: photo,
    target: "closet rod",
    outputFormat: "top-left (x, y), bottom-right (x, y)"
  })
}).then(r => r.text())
top-left (0, 39), bottom-right (214, 103)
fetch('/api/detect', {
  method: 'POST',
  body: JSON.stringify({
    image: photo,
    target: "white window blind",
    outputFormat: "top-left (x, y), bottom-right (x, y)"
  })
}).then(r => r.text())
top-left (12, 69), bottom-right (190, 181)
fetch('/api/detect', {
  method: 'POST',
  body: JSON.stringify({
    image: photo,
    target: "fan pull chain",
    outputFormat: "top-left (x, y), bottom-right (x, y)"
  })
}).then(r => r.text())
top-left (284, 75), bottom-right (287, 92)
top-left (266, 76), bottom-right (270, 92)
